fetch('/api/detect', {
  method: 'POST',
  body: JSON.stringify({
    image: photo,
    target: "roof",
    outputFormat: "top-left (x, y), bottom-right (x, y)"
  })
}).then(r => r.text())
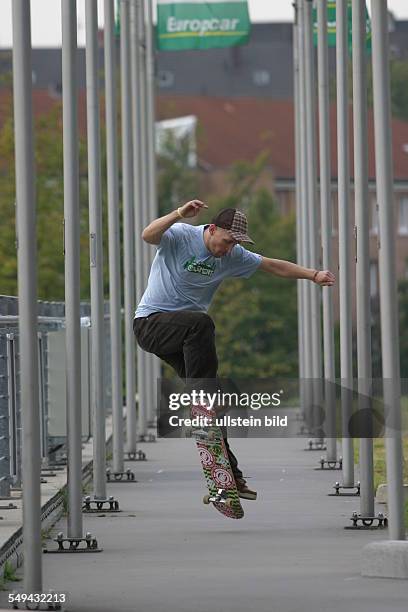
top-left (157, 95), bottom-right (408, 181)
top-left (1, 90), bottom-right (408, 182)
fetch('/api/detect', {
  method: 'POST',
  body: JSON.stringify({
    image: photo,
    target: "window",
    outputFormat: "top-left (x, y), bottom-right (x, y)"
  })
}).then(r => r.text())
top-left (399, 196), bottom-right (408, 235)
top-left (157, 70), bottom-right (175, 88)
top-left (370, 261), bottom-right (378, 297)
top-left (371, 197), bottom-right (379, 235)
top-left (253, 70), bottom-right (270, 86)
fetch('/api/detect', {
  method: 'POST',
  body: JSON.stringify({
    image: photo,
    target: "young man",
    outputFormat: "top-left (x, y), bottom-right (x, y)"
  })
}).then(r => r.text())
top-left (133, 199), bottom-right (335, 500)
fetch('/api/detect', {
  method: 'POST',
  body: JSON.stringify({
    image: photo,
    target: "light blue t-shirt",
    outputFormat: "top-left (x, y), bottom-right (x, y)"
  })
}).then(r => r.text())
top-left (135, 223), bottom-right (262, 318)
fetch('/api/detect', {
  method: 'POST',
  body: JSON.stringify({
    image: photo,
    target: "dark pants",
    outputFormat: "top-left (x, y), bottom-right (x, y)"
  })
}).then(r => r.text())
top-left (133, 310), bottom-right (243, 479)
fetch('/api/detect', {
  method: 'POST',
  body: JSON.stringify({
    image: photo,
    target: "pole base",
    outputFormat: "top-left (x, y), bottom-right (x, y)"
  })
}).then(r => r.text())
top-left (304, 438), bottom-right (327, 451)
top-left (82, 495), bottom-right (120, 513)
top-left (328, 481), bottom-right (360, 496)
top-left (43, 532), bottom-right (102, 553)
top-left (125, 450), bottom-right (147, 461)
top-left (106, 468), bottom-right (137, 483)
top-left (138, 433), bottom-right (156, 442)
top-left (345, 511), bottom-right (388, 530)
top-left (315, 456), bottom-right (343, 470)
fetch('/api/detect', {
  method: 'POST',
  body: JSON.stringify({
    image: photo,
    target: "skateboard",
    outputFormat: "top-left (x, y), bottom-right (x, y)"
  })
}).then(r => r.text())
top-left (190, 404), bottom-right (244, 519)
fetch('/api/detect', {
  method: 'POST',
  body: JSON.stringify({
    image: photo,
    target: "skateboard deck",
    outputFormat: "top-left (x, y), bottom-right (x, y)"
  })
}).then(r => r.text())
top-left (191, 404), bottom-right (244, 519)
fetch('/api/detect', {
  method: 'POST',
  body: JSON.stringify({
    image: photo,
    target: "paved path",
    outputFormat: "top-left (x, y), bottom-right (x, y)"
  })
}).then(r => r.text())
top-left (16, 437), bottom-right (408, 611)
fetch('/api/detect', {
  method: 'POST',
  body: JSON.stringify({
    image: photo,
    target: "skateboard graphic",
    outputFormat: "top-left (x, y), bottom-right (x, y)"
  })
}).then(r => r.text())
top-left (190, 404), bottom-right (244, 519)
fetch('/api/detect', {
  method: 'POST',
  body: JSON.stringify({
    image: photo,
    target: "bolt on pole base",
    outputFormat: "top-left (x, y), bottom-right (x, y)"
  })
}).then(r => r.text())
top-left (314, 456), bottom-right (343, 470)
top-left (138, 433), bottom-right (156, 442)
top-left (106, 468), bottom-right (137, 483)
top-left (304, 438), bottom-right (327, 451)
top-left (125, 450), bottom-right (147, 461)
top-left (345, 511), bottom-right (388, 530)
top-left (328, 481), bottom-right (361, 496)
top-left (43, 531), bottom-right (102, 554)
top-left (82, 495), bottom-right (120, 513)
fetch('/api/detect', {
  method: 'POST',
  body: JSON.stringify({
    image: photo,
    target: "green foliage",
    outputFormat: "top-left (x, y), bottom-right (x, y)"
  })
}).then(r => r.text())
top-left (206, 153), bottom-right (298, 378)
top-left (369, 60), bottom-right (408, 123)
top-left (398, 277), bottom-right (408, 378)
top-left (0, 102), bottom-right (114, 302)
top-left (330, 58), bottom-right (408, 122)
top-left (3, 561), bottom-right (21, 583)
top-left (157, 131), bottom-right (199, 215)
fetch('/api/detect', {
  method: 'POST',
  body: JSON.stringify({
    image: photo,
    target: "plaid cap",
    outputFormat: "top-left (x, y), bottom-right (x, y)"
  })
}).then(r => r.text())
top-left (211, 208), bottom-right (254, 244)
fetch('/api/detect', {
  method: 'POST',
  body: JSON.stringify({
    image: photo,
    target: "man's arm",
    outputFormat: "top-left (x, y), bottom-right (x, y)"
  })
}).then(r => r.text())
top-left (141, 199), bottom-right (208, 245)
top-left (259, 256), bottom-right (335, 287)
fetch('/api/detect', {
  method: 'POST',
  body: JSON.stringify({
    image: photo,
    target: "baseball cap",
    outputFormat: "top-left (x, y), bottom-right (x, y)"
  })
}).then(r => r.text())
top-left (211, 208), bottom-right (254, 244)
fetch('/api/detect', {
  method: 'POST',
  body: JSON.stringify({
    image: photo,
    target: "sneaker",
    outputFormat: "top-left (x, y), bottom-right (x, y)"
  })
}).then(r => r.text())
top-left (235, 477), bottom-right (257, 501)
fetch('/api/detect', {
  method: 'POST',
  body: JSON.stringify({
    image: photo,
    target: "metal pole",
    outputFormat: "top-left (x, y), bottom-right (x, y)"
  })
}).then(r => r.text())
top-left (85, 0), bottom-right (107, 500)
top-left (131, 0), bottom-right (148, 441)
top-left (61, 0), bottom-right (83, 538)
top-left (145, 0), bottom-right (161, 427)
top-left (352, 0), bottom-right (374, 517)
top-left (138, 0), bottom-right (152, 438)
top-left (303, 0), bottom-right (323, 440)
top-left (317, 0), bottom-right (336, 460)
top-left (298, 1), bottom-right (313, 434)
top-left (336, 0), bottom-right (354, 488)
top-left (371, 0), bottom-right (405, 540)
top-left (104, 0), bottom-right (124, 474)
top-left (12, 0), bottom-right (42, 593)
top-left (293, 1), bottom-right (306, 425)
top-left (121, 0), bottom-right (138, 455)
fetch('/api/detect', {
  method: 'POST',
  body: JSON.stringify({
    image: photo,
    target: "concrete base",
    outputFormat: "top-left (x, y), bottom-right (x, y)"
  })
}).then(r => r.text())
top-left (376, 483), bottom-right (408, 504)
top-left (362, 541), bottom-right (408, 579)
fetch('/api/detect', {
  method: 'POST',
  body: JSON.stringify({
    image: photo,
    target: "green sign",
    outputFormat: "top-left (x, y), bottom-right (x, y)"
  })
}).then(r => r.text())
top-left (312, 1), bottom-right (371, 52)
top-left (157, 0), bottom-right (251, 51)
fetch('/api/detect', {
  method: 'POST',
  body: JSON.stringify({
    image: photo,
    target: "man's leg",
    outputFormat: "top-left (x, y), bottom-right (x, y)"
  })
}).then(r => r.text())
top-left (133, 312), bottom-right (250, 487)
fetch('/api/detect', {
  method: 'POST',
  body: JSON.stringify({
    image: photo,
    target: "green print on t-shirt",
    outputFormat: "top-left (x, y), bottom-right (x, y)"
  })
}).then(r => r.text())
top-left (183, 256), bottom-right (216, 277)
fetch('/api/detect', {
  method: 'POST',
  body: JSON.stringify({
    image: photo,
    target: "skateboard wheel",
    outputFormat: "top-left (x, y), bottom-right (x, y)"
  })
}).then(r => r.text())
top-left (208, 431), bottom-right (216, 441)
top-left (225, 498), bottom-right (233, 508)
top-left (203, 495), bottom-right (211, 505)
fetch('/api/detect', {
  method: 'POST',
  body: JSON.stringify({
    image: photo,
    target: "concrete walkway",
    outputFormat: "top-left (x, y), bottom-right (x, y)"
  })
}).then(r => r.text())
top-left (9, 437), bottom-right (408, 611)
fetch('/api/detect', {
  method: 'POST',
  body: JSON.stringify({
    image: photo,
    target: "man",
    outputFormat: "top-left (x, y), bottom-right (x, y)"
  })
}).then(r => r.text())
top-left (134, 199), bottom-right (335, 500)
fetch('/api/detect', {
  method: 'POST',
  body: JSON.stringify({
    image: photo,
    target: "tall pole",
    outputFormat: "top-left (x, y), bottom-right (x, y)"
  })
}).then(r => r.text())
top-left (130, 0), bottom-right (146, 449)
top-left (121, 0), bottom-right (138, 456)
top-left (145, 0), bottom-right (160, 426)
top-left (371, 0), bottom-right (405, 540)
top-left (317, 0), bottom-right (336, 460)
top-left (137, 0), bottom-right (151, 438)
top-left (298, 1), bottom-right (313, 433)
top-left (293, 2), bottom-right (306, 424)
top-left (336, 0), bottom-right (354, 489)
top-left (352, 0), bottom-right (374, 517)
top-left (85, 0), bottom-right (107, 500)
top-left (12, 0), bottom-right (42, 593)
top-left (131, 0), bottom-right (149, 442)
top-left (303, 0), bottom-right (323, 440)
top-left (61, 0), bottom-right (83, 538)
top-left (104, 0), bottom-right (124, 474)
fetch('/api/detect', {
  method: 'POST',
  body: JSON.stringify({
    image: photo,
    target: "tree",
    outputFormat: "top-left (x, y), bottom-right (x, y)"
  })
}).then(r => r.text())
top-left (206, 153), bottom-right (298, 378)
top-left (0, 100), bottom-right (114, 302)
top-left (157, 130), bottom-right (199, 215)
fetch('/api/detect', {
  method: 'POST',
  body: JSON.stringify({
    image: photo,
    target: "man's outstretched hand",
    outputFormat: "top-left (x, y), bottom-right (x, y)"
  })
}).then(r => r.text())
top-left (314, 270), bottom-right (336, 287)
top-left (178, 199), bottom-right (208, 219)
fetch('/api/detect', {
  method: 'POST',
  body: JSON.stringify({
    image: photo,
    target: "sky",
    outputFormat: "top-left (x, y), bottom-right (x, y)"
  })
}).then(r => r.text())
top-left (0, 0), bottom-right (408, 48)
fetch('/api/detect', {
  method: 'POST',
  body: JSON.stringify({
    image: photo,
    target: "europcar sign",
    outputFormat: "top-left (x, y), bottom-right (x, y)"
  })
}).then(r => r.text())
top-left (157, 0), bottom-right (251, 51)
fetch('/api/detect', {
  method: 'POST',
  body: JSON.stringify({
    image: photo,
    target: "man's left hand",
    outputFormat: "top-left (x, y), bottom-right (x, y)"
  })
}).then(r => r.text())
top-left (314, 270), bottom-right (336, 286)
